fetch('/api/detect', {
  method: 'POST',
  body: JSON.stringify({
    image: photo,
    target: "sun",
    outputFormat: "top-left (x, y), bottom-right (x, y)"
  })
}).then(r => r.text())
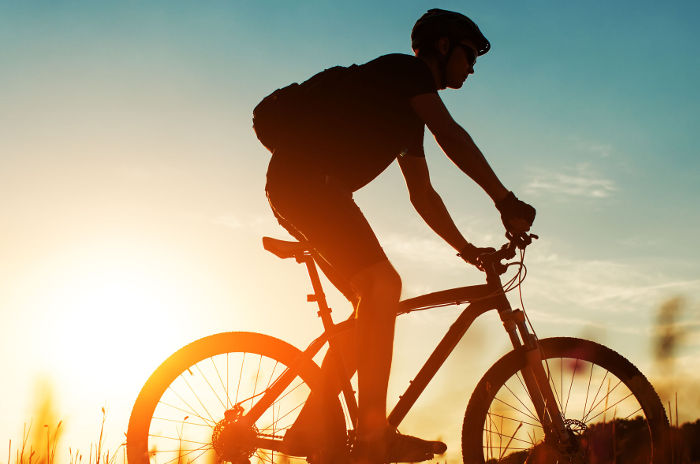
top-left (40, 239), bottom-right (201, 393)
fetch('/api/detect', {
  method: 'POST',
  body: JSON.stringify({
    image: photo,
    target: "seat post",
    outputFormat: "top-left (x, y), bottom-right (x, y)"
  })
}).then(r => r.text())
top-left (299, 253), bottom-right (335, 329)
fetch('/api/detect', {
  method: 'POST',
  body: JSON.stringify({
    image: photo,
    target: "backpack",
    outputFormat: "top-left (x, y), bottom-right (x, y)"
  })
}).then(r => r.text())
top-left (252, 82), bottom-right (302, 152)
top-left (252, 66), bottom-right (354, 152)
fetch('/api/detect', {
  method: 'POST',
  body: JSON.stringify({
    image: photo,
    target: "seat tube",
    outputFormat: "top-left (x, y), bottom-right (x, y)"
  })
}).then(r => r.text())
top-left (301, 254), bottom-right (335, 329)
top-left (301, 254), bottom-right (360, 426)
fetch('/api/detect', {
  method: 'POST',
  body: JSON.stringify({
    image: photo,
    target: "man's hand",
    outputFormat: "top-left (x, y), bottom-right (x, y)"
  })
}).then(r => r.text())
top-left (458, 243), bottom-right (496, 271)
top-left (496, 192), bottom-right (536, 234)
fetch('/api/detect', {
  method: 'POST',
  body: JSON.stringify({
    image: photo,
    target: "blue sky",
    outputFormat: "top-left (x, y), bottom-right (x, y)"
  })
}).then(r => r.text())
top-left (1, 1), bottom-right (699, 461)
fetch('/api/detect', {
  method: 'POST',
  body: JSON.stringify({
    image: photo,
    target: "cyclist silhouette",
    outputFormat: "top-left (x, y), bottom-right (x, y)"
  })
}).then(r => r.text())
top-left (254, 8), bottom-right (535, 463)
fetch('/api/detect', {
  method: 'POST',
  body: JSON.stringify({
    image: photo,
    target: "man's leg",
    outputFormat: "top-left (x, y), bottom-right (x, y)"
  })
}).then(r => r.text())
top-left (267, 165), bottom-right (443, 460)
top-left (350, 260), bottom-right (401, 460)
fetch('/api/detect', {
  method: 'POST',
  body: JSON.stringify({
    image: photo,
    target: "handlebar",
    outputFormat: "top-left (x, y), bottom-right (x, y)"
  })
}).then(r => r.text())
top-left (479, 232), bottom-right (538, 275)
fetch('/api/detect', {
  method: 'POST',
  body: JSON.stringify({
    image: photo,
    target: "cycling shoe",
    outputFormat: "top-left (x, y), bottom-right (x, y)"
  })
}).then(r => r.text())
top-left (352, 428), bottom-right (446, 463)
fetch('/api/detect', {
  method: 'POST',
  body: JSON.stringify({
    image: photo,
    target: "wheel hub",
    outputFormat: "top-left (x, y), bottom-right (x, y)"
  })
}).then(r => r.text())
top-left (528, 419), bottom-right (590, 463)
top-left (211, 405), bottom-right (258, 463)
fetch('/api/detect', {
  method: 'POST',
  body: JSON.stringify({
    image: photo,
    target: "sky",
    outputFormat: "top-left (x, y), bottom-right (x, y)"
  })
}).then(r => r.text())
top-left (1, 0), bottom-right (699, 462)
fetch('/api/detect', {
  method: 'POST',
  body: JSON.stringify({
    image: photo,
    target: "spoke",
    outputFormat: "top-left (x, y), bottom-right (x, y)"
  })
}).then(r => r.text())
top-left (485, 402), bottom-right (539, 458)
top-left (265, 361), bottom-right (280, 391)
top-left (271, 400), bottom-right (278, 463)
top-left (541, 358), bottom-right (564, 414)
top-left (237, 391), bottom-right (268, 414)
top-left (584, 378), bottom-right (623, 423)
top-left (582, 360), bottom-right (595, 421)
top-left (485, 411), bottom-right (543, 429)
top-left (250, 355), bottom-right (264, 408)
top-left (527, 429), bottom-right (537, 448)
top-left (159, 397), bottom-right (215, 427)
top-left (147, 448), bottom-right (211, 454)
top-left (485, 444), bottom-right (534, 452)
top-left (585, 390), bottom-right (635, 424)
top-left (485, 409), bottom-right (492, 460)
top-left (564, 357), bottom-right (581, 416)
top-left (623, 405), bottom-right (644, 420)
top-left (492, 394), bottom-right (540, 424)
top-left (181, 375), bottom-right (217, 424)
top-left (584, 369), bottom-right (610, 422)
top-left (510, 373), bottom-right (540, 422)
top-left (483, 425), bottom-right (536, 448)
top-left (256, 448), bottom-right (272, 463)
top-left (494, 385), bottom-right (539, 421)
top-left (236, 352), bottom-right (246, 405)
top-left (151, 417), bottom-right (211, 428)
top-left (159, 444), bottom-right (211, 464)
top-left (148, 434), bottom-right (209, 446)
top-left (498, 422), bottom-right (523, 461)
top-left (278, 379), bottom-right (305, 400)
top-left (195, 363), bottom-right (227, 410)
top-left (210, 356), bottom-right (232, 410)
top-left (233, 365), bottom-right (295, 410)
top-left (258, 401), bottom-right (305, 433)
top-left (184, 447), bottom-right (210, 464)
top-left (485, 409), bottom-right (497, 459)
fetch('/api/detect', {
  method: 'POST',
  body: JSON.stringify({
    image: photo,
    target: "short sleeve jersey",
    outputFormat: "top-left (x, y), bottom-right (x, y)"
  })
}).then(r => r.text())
top-left (291, 54), bottom-right (437, 191)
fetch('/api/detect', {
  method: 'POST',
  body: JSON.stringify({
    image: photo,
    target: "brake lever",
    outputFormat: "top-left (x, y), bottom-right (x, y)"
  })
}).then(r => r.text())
top-left (478, 233), bottom-right (538, 276)
top-left (506, 232), bottom-right (538, 250)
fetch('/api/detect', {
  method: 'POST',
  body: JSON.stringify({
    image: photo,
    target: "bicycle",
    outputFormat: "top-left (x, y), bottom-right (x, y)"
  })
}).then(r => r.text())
top-left (126, 233), bottom-right (670, 464)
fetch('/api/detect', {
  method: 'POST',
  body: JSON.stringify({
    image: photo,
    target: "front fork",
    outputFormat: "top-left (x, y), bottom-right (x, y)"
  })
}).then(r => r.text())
top-left (497, 298), bottom-right (571, 447)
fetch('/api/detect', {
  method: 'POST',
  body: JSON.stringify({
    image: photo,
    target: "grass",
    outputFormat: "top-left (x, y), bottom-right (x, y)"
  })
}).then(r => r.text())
top-left (7, 408), bottom-right (125, 464)
top-left (6, 375), bottom-right (699, 464)
top-left (6, 413), bottom-right (700, 464)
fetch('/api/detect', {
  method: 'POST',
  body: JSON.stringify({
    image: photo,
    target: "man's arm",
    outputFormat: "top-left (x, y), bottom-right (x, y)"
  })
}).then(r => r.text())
top-left (397, 154), bottom-right (470, 253)
top-left (409, 92), bottom-right (509, 204)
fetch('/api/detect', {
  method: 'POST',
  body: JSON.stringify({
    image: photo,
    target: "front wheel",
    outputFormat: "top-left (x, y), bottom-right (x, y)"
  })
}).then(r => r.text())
top-left (127, 332), bottom-right (346, 464)
top-left (462, 337), bottom-right (669, 463)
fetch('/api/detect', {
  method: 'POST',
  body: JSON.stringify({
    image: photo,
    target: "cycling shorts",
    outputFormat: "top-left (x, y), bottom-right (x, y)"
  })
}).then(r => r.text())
top-left (265, 153), bottom-right (388, 303)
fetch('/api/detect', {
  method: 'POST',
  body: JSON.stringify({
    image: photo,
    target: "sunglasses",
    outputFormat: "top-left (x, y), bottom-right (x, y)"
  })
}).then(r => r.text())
top-left (458, 43), bottom-right (478, 67)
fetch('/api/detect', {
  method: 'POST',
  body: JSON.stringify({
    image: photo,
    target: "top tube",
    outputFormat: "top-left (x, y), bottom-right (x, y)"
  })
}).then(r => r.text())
top-left (398, 283), bottom-right (493, 313)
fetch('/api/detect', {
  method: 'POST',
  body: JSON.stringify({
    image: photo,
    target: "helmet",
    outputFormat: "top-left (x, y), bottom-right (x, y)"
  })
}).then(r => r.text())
top-left (411, 9), bottom-right (490, 56)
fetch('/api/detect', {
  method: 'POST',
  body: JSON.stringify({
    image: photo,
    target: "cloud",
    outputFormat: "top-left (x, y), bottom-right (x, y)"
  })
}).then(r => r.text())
top-left (527, 250), bottom-right (700, 312)
top-left (524, 163), bottom-right (616, 199)
top-left (570, 136), bottom-right (614, 158)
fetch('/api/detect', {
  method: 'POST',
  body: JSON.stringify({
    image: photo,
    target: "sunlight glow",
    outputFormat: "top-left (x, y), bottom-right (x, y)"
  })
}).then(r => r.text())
top-left (34, 240), bottom-right (198, 390)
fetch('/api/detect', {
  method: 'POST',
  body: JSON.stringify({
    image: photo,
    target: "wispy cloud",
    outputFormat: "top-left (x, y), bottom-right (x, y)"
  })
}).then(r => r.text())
top-left (525, 249), bottom-right (700, 316)
top-left (524, 163), bottom-right (616, 199)
top-left (570, 136), bottom-right (614, 158)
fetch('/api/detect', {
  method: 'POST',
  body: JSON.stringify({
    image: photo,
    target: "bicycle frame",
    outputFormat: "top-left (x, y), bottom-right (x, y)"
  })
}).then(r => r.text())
top-left (245, 247), bottom-right (570, 452)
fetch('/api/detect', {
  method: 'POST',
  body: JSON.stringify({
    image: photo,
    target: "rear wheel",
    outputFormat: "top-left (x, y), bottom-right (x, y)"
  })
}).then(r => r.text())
top-left (127, 332), bottom-right (346, 464)
top-left (462, 337), bottom-right (670, 463)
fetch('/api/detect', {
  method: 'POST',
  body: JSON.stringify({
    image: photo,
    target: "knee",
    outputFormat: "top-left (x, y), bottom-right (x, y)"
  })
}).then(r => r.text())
top-left (352, 260), bottom-right (402, 304)
top-left (378, 266), bottom-right (402, 301)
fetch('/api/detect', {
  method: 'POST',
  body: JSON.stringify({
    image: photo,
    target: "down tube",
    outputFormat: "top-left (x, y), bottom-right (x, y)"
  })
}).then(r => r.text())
top-left (387, 301), bottom-right (494, 427)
